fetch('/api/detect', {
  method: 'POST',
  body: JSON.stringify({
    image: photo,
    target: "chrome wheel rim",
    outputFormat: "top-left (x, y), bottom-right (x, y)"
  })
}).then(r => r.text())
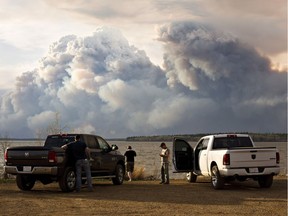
top-left (67, 171), bottom-right (76, 189)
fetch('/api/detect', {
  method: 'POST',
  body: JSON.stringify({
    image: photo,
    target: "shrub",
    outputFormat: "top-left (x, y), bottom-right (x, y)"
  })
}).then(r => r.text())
top-left (124, 166), bottom-right (146, 180)
top-left (132, 166), bottom-right (146, 180)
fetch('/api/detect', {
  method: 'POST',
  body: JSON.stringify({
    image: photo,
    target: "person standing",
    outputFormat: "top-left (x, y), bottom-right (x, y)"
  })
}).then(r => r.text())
top-left (159, 142), bottom-right (170, 184)
top-left (124, 146), bottom-right (137, 181)
top-left (62, 135), bottom-right (93, 192)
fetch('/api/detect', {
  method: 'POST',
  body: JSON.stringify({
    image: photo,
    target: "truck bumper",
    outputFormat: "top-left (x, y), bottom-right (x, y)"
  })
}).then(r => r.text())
top-left (4, 166), bottom-right (58, 175)
top-left (220, 166), bottom-right (280, 177)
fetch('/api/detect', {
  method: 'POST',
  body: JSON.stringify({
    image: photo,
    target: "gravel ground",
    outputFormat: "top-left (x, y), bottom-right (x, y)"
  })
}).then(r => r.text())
top-left (0, 176), bottom-right (287, 216)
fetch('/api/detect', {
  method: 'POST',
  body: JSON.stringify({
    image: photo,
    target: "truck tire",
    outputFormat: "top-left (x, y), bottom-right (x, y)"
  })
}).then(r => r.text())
top-left (186, 172), bottom-right (197, 183)
top-left (112, 164), bottom-right (124, 185)
top-left (16, 174), bottom-right (36, 191)
top-left (258, 175), bottom-right (273, 188)
top-left (59, 167), bottom-right (76, 192)
top-left (211, 165), bottom-right (224, 189)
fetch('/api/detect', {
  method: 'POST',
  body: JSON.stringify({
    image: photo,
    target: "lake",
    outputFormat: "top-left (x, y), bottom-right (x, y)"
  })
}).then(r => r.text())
top-left (0, 140), bottom-right (287, 179)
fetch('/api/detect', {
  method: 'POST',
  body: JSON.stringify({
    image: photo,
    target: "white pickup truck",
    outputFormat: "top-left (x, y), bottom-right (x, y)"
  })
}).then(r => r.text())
top-left (172, 134), bottom-right (280, 189)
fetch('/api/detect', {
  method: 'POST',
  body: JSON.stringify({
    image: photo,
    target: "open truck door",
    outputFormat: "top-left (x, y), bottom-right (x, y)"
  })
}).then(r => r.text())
top-left (172, 138), bottom-right (194, 172)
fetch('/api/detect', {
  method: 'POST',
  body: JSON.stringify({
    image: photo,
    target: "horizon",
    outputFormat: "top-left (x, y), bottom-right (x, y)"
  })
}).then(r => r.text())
top-left (1, 132), bottom-right (287, 141)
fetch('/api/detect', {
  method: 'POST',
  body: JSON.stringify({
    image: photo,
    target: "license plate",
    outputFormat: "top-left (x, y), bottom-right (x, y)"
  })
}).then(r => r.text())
top-left (23, 166), bottom-right (32, 172)
top-left (249, 168), bottom-right (258, 173)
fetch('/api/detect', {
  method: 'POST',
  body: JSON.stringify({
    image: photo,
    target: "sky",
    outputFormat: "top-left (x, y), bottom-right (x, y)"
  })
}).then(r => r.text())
top-left (0, 0), bottom-right (287, 139)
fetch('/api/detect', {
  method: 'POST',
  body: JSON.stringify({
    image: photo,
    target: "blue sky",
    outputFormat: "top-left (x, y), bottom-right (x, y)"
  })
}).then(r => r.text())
top-left (0, 0), bottom-right (287, 138)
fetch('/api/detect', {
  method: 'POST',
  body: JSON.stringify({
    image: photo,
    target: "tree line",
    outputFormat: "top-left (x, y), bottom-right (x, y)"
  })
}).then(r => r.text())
top-left (126, 133), bottom-right (287, 142)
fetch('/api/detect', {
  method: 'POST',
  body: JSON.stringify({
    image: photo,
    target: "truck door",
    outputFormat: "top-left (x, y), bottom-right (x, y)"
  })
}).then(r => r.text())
top-left (197, 138), bottom-right (209, 175)
top-left (172, 138), bottom-right (194, 172)
top-left (96, 136), bottom-right (116, 173)
top-left (84, 135), bottom-right (102, 172)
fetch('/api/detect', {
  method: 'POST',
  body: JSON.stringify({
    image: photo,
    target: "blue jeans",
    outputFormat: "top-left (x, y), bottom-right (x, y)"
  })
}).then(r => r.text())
top-left (161, 162), bottom-right (169, 183)
top-left (75, 159), bottom-right (92, 191)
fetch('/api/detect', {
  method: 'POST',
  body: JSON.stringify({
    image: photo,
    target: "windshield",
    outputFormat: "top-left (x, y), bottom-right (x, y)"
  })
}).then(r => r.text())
top-left (44, 135), bottom-right (75, 148)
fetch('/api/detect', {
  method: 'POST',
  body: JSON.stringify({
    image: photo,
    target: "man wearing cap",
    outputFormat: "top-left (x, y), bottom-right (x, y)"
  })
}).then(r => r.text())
top-left (159, 142), bottom-right (170, 184)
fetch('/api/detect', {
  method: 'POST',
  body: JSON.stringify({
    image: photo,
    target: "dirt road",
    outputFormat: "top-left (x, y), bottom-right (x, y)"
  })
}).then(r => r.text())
top-left (0, 176), bottom-right (287, 216)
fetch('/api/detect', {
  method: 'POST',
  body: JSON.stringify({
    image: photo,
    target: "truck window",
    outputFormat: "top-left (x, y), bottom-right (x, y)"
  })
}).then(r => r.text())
top-left (97, 137), bottom-right (110, 150)
top-left (174, 139), bottom-right (191, 152)
top-left (202, 139), bottom-right (209, 150)
top-left (44, 135), bottom-right (75, 148)
top-left (213, 137), bottom-right (253, 149)
top-left (196, 138), bottom-right (209, 151)
top-left (85, 135), bottom-right (100, 149)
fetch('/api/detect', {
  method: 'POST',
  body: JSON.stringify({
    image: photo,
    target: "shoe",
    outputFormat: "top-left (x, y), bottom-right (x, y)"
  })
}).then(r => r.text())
top-left (159, 182), bottom-right (164, 184)
top-left (164, 182), bottom-right (169, 184)
top-left (128, 179), bottom-right (132, 182)
top-left (87, 186), bottom-right (94, 192)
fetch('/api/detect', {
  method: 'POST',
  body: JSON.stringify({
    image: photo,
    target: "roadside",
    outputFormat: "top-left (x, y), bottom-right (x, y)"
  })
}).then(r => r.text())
top-left (0, 176), bottom-right (287, 216)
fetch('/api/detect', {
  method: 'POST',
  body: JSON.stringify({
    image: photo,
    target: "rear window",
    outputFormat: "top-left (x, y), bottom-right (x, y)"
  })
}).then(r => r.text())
top-left (213, 137), bottom-right (253, 149)
top-left (44, 135), bottom-right (75, 148)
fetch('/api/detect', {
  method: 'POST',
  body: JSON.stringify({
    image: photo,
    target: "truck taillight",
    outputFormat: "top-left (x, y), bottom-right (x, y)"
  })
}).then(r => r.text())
top-left (48, 151), bottom-right (57, 163)
top-left (276, 152), bottom-right (280, 164)
top-left (223, 154), bottom-right (230, 165)
top-left (4, 149), bottom-right (8, 162)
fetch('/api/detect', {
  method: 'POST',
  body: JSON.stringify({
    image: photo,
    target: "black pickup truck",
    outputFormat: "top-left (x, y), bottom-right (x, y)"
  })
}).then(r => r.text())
top-left (4, 134), bottom-right (125, 192)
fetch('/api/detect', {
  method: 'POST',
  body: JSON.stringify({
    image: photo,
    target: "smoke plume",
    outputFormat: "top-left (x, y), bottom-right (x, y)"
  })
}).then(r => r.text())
top-left (0, 23), bottom-right (286, 138)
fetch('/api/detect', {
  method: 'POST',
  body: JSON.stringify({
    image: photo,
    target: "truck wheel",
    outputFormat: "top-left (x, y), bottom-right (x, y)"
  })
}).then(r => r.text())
top-left (59, 167), bottom-right (76, 192)
top-left (16, 174), bottom-right (36, 191)
top-left (186, 172), bottom-right (197, 183)
top-left (211, 165), bottom-right (224, 189)
top-left (258, 175), bottom-right (273, 188)
top-left (112, 164), bottom-right (124, 185)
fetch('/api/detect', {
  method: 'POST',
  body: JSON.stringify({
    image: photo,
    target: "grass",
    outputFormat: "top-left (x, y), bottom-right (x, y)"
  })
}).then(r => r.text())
top-left (131, 166), bottom-right (146, 180)
top-left (0, 178), bottom-right (15, 183)
top-left (126, 166), bottom-right (158, 181)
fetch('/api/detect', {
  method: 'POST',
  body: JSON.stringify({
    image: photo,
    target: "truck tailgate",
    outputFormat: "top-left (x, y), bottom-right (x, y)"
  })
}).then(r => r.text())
top-left (5, 146), bottom-right (61, 166)
top-left (229, 147), bottom-right (278, 168)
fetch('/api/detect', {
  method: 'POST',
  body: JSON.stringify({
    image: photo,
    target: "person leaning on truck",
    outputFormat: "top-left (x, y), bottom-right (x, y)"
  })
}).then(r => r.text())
top-left (61, 135), bottom-right (93, 192)
top-left (159, 142), bottom-right (170, 184)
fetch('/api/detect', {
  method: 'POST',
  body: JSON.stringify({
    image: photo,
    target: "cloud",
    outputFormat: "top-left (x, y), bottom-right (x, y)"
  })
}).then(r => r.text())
top-left (1, 0), bottom-right (286, 88)
top-left (200, 0), bottom-right (287, 56)
top-left (158, 21), bottom-right (287, 131)
top-left (0, 23), bottom-right (286, 138)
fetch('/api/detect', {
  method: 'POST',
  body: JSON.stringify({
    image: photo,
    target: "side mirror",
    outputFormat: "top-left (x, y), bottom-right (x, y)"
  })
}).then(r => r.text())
top-left (111, 144), bottom-right (118, 151)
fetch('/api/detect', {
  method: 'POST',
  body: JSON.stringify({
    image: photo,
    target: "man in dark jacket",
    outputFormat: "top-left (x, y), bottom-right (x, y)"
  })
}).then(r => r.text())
top-left (62, 135), bottom-right (93, 192)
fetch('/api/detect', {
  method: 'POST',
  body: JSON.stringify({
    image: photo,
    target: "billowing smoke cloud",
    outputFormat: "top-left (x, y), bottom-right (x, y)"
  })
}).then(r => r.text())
top-left (0, 23), bottom-right (286, 138)
top-left (158, 22), bottom-right (287, 132)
